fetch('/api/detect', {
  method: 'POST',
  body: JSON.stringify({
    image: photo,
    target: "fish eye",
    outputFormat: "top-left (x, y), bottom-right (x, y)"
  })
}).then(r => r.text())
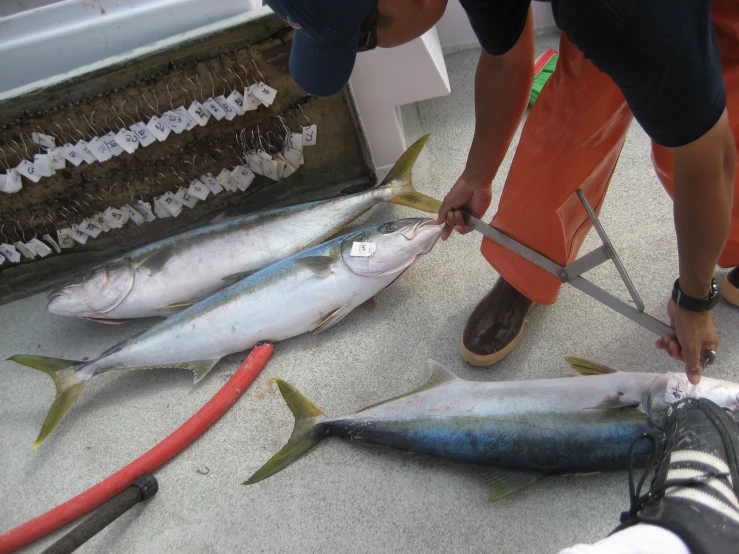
top-left (380, 222), bottom-right (398, 234)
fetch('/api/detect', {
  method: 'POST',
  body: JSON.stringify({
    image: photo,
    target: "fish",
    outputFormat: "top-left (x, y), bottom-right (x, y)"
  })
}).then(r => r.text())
top-left (47, 135), bottom-right (441, 322)
top-left (8, 218), bottom-right (444, 448)
top-left (243, 358), bottom-right (739, 500)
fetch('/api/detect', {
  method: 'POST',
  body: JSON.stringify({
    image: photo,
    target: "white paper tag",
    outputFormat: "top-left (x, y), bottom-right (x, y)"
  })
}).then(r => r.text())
top-left (253, 82), bottom-right (278, 106)
top-left (70, 224), bottom-right (89, 244)
top-left (49, 147), bottom-right (66, 170)
top-left (43, 233), bottom-right (62, 254)
top-left (215, 95), bottom-right (237, 121)
top-left (27, 237), bottom-right (53, 258)
top-left (0, 243), bottom-right (21, 263)
top-left (188, 180), bottom-right (210, 201)
top-left (15, 241), bottom-right (36, 259)
top-left (231, 165), bottom-right (255, 191)
top-left (202, 98), bottom-right (226, 121)
top-left (73, 140), bottom-right (98, 164)
top-left (263, 159), bottom-right (284, 181)
top-left (88, 137), bottom-right (112, 162)
top-left (32, 132), bottom-right (56, 149)
top-left (302, 124), bottom-right (318, 146)
top-left (130, 122), bottom-right (156, 147)
top-left (57, 229), bottom-right (75, 249)
top-left (184, 113), bottom-right (199, 131)
top-left (245, 153), bottom-right (264, 175)
top-left (115, 129), bottom-right (140, 154)
top-left (104, 132), bottom-right (125, 156)
top-left (200, 173), bottom-right (224, 195)
top-left (103, 207), bottom-right (129, 228)
top-left (161, 192), bottom-right (184, 216)
top-left (276, 154), bottom-right (296, 178)
top-left (33, 154), bottom-right (54, 177)
top-left (160, 110), bottom-right (186, 134)
top-left (187, 101), bottom-right (210, 126)
top-left (153, 197), bottom-right (173, 218)
top-left (0, 169), bottom-right (22, 193)
top-left (283, 148), bottom-right (304, 168)
top-left (79, 219), bottom-right (103, 238)
top-left (136, 200), bottom-right (157, 222)
top-left (288, 132), bottom-right (303, 151)
top-left (217, 168), bottom-right (239, 192)
top-left (244, 85), bottom-right (262, 111)
top-left (121, 205), bottom-right (146, 225)
top-left (16, 160), bottom-right (41, 183)
top-left (174, 106), bottom-right (196, 130)
top-left (175, 187), bottom-right (199, 209)
top-left (350, 242), bottom-right (376, 257)
top-left (0, 252), bottom-right (4, 265)
top-left (89, 213), bottom-right (110, 233)
top-left (60, 143), bottom-right (84, 166)
top-left (665, 373), bottom-right (701, 403)
top-left (226, 90), bottom-right (246, 115)
top-left (147, 116), bottom-right (171, 141)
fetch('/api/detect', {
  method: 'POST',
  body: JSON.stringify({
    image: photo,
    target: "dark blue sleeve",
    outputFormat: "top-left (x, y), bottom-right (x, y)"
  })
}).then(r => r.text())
top-left (459, 0), bottom-right (531, 56)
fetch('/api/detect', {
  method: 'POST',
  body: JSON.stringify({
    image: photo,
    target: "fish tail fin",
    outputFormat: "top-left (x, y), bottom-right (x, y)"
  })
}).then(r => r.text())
top-left (7, 355), bottom-right (88, 448)
top-left (380, 134), bottom-right (443, 214)
top-left (243, 378), bottom-right (327, 485)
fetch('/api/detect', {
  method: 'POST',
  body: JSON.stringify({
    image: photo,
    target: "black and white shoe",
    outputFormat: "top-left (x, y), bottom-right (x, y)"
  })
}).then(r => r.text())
top-left (614, 398), bottom-right (739, 554)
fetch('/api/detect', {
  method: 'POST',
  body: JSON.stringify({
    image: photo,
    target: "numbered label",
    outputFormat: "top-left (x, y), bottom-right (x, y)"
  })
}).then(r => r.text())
top-left (147, 116), bottom-right (171, 141)
top-left (253, 82), bottom-right (278, 106)
top-left (0, 243), bottom-right (21, 263)
top-left (350, 242), bottom-right (377, 257)
top-left (203, 98), bottom-right (226, 120)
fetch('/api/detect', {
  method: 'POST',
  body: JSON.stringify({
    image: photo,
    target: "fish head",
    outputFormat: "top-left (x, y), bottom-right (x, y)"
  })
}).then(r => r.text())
top-left (47, 260), bottom-right (134, 319)
top-left (341, 218), bottom-right (443, 277)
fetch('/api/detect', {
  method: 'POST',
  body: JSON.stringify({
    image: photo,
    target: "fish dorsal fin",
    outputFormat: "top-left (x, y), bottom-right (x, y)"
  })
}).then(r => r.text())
top-left (564, 357), bottom-right (619, 376)
top-left (309, 304), bottom-right (352, 334)
top-left (295, 256), bottom-right (336, 278)
top-left (478, 467), bottom-right (546, 501)
top-left (357, 360), bottom-right (458, 413)
top-left (221, 270), bottom-right (255, 285)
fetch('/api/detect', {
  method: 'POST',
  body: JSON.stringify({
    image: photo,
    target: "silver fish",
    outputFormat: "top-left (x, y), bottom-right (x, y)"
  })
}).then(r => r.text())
top-left (244, 358), bottom-right (739, 500)
top-left (47, 135), bottom-right (441, 322)
top-left (9, 218), bottom-right (444, 448)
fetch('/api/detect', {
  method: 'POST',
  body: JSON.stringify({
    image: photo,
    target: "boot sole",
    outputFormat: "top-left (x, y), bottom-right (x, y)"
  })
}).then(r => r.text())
top-left (721, 274), bottom-right (739, 306)
top-left (460, 302), bottom-right (534, 367)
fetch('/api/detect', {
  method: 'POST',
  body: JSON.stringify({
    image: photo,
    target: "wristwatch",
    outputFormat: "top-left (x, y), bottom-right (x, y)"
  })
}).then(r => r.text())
top-left (672, 278), bottom-right (719, 312)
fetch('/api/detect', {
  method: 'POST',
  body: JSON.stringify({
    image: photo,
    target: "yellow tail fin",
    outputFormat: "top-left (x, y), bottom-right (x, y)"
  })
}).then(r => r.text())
top-left (7, 355), bottom-right (87, 448)
top-left (381, 134), bottom-right (443, 214)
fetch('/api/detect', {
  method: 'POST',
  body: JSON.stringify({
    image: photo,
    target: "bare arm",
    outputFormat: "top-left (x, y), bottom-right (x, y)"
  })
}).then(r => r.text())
top-left (438, 7), bottom-right (535, 238)
top-left (657, 109), bottom-right (735, 383)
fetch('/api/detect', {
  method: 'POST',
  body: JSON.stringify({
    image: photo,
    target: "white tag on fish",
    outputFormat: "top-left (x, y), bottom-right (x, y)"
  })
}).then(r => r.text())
top-left (49, 147), bottom-right (66, 170)
top-left (202, 98), bottom-right (226, 120)
top-left (0, 169), bottom-right (22, 193)
top-left (71, 225), bottom-right (90, 244)
top-left (231, 165), bottom-right (255, 191)
top-left (200, 173), bottom-right (223, 195)
top-left (79, 219), bottom-right (104, 238)
top-left (160, 110), bottom-right (188, 134)
top-left (276, 154), bottom-right (296, 178)
top-left (15, 241), bottom-right (36, 259)
top-left (103, 207), bottom-right (129, 228)
top-left (153, 196), bottom-right (173, 218)
top-left (43, 233), bottom-right (62, 254)
top-left (87, 137), bottom-right (110, 162)
top-left (89, 213), bottom-right (110, 233)
top-left (188, 180), bottom-right (210, 200)
top-left (147, 116), bottom-right (171, 141)
top-left (32, 132), bottom-right (56, 149)
top-left (263, 159), bottom-right (284, 181)
top-left (57, 228), bottom-right (75, 249)
top-left (665, 373), bottom-right (701, 403)
top-left (33, 154), bottom-right (54, 177)
top-left (130, 122), bottom-right (157, 147)
top-left (72, 140), bottom-right (97, 164)
top-left (287, 132), bottom-right (303, 151)
top-left (0, 243), bottom-right (21, 263)
top-left (302, 124), bottom-right (318, 146)
top-left (136, 200), bottom-right (157, 222)
top-left (217, 168), bottom-right (239, 192)
top-left (121, 204), bottom-right (146, 225)
top-left (60, 143), bottom-right (84, 166)
top-left (215, 95), bottom-right (237, 121)
top-left (27, 237), bottom-right (53, 258)
top-left (282, 148), bottom-right (304, 169)
top-left (350, 242), bottom-right (376, 257)
top-left (245, 153), bottom-right (264, 175)
top-left (253, 82), bottom-right (277, 106)
top-left (187, 101), bottom-right (211, 126)
top-left (174, 187), bottom-right (198, 209)
top-left (104, 132), bottom-right (125, 156)
top-left (226, 90), bottom-right (246, 115)
top-left (16, 160), bottom-right (41, 183)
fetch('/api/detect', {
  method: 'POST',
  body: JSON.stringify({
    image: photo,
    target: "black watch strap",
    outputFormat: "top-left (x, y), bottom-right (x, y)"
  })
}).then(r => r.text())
top-left (672, 278), bottom-right (719, 312)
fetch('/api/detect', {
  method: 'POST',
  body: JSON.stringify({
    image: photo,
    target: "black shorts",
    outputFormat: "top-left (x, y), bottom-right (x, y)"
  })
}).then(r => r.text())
top-left (551, 0), bottom-right (726, 147)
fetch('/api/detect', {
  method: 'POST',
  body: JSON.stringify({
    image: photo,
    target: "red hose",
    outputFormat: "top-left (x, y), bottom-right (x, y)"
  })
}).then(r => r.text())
top-left (0, 343), bottom-right (275, 554)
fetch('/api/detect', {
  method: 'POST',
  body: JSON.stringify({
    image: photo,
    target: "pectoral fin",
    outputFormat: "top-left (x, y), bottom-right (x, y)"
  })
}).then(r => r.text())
top-left (478, 467), bottom-right (546, 501)
top-left (222, 271), bottom-right (255, 285)
top-left (564, 357), bottom-right (619, 375)
top-left (587, 392), bottom-right (640, 410)
top-left (310, 304), bottom-right (352, 334)
top-left (295, 256), bottom-right (336, 278)
top-left (158, 299), bottom-right (202, 311)
top-left (136, 248), bottom-right (174, 277)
